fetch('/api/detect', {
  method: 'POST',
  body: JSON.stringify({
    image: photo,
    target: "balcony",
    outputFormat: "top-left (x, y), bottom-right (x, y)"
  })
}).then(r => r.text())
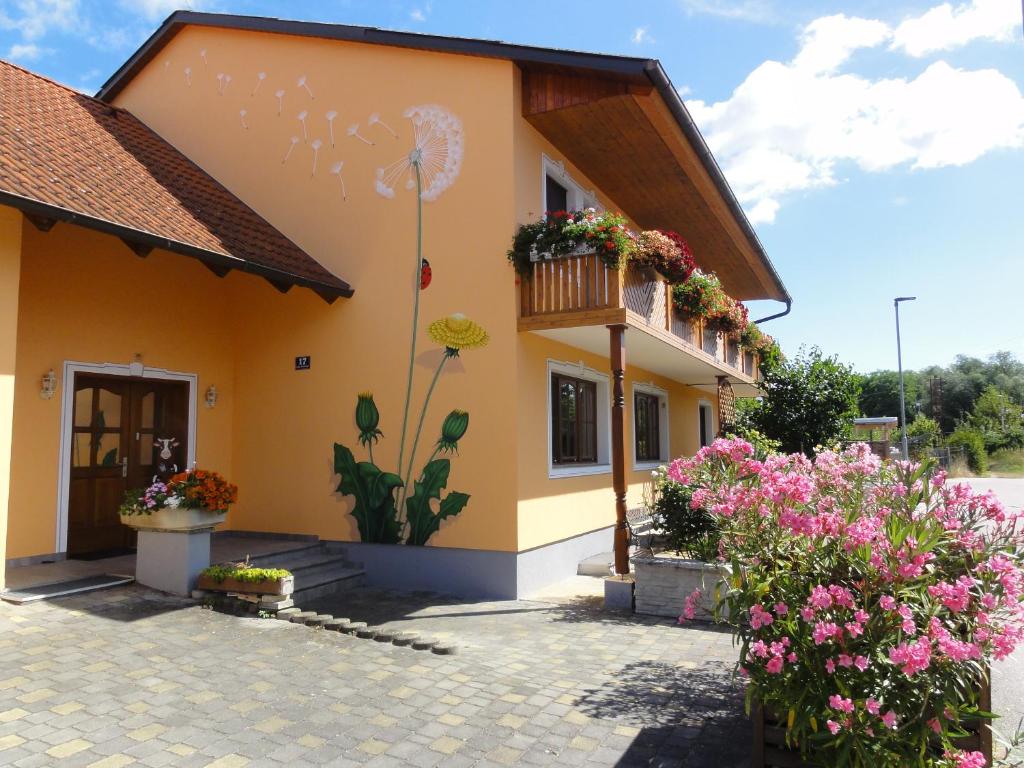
top-left (517, 251), bottom-right (760, 392)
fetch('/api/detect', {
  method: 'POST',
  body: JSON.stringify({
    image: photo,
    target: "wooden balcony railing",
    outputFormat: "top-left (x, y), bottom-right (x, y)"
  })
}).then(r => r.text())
top-left (519, 252), bottom-right (759, 380)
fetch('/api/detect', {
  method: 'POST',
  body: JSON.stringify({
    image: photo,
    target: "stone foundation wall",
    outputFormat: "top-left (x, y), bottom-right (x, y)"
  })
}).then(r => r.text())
top-left (632, 555), bottom-right (729, 621)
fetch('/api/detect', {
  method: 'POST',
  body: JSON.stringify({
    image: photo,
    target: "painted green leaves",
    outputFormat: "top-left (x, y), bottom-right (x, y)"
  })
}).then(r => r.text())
top-left (333, 443), bottom-right (402, 544)
top-left (404, 458), bottom-right (469, 546)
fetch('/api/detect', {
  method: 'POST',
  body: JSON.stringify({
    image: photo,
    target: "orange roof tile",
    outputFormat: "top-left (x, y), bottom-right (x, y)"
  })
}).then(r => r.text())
top-left (0, 59), bottom-right (352, 300)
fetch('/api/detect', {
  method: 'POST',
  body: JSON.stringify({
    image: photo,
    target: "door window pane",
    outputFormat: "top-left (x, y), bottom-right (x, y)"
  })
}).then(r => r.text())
top-left (74, 388), bottom-right (93, 427)
top-left (139, 392), bottom-right (155, 429)
top-left (72, 433), bottom-right (91, 466)
top-left (95, 433), bottom-right (120, 467)
top-left (96, 388), bottom-right (122, 429)
top-left (138, 434), bottom-right (154, 465)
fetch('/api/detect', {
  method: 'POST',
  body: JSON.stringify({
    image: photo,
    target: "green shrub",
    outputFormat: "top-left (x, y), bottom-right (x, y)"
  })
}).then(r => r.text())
top-left (650, 472), bottom-right (719, 561)
top-left (200, 565), bottom-right (291, 583)
top-left (947, 427), bottom-right (987, 474)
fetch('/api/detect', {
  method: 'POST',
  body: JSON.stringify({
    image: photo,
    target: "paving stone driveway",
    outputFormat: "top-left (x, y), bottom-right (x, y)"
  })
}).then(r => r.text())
top-left (0, 586), bottom-right (748, 767)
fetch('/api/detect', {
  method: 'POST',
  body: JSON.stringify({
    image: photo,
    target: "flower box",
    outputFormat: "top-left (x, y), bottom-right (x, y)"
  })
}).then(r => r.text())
top-left (632, 553), bottom-right (728, 622)
top-left (119, 507), bottom-right (226, 532)
top-left (196, 573), bottom-right (294, 596)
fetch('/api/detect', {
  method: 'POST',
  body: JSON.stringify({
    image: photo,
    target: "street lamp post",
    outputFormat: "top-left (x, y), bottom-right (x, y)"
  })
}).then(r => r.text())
top-left (895, 296), bottom-right (916, 461)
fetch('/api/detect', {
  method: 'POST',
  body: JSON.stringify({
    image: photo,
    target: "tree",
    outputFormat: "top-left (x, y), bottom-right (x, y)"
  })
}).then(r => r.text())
top-left (969, 385), bottom-right (1024, 452)
top-left (746, 347), bottom-right (861, 456)
top-left (858, 370), bottom-right (922, 425)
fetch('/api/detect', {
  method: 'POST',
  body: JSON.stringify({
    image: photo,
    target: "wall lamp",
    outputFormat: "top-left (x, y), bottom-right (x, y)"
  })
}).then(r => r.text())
top-left (40, 369), bottom-right (57, 400)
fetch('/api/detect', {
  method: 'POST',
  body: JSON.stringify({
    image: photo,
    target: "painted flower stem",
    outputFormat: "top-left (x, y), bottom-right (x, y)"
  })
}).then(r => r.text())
top-left (395, 162), bottom-right (424, 483)
top-left (398, 353), bottom-right (448, 532)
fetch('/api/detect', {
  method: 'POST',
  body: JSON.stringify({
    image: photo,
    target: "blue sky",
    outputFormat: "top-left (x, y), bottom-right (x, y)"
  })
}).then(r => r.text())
top-left (2, 0), bottom-right (1022, 373)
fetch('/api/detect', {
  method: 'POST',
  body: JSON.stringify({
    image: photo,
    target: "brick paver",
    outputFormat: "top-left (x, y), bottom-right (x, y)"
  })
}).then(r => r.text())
top-left (0, 585), bottom-right (749, 767)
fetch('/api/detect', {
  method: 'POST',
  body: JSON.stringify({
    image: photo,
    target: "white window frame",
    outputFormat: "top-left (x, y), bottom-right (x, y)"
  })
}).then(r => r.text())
top-left (547, 359), bottom-right (612, 479)
top-left (632, 382), bottom-right (670, 470)
top-left (698, 399), bottom-right (716, 449)
top-left (542, 154), bottom-right (598, 213)
top-left (54, 360), bottom-right (198, 554)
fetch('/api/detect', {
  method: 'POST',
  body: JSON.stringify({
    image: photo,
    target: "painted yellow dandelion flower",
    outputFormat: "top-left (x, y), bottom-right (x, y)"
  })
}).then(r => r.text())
top-left (428, 313), bottom-right (488, 356)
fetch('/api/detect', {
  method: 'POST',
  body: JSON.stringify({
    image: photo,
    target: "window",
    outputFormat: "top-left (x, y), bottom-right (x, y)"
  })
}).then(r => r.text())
top-left (634, 392), bottom-right (661, 462)
top-left (541, 155), bottom-right (598, 214)
top-left (552, 374), bottom-right (597, 464)
top-left (699, 402), bottom-right (714, 448)
top-left (547, 361), bottom-right (610, 478)
top-left (545, 175), bottom-right (568, 213)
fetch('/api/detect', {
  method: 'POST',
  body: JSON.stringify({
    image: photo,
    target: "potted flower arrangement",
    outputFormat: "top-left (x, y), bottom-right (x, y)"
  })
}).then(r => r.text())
top-left (119, 468), bottom-right (238, 532)
top-left (507, 208), bottom-right (636, 275)
top-left (671, 438), bottom-right (1024, 767)
top-left (740, 323), bottom-right (784, 373)
top-left (197, 563), bottom-right (293, 596)
top-left (632, 229), bottom-right (696, 284)
top-left (671, 269), bottom-right (727, 321)
top-left (707, 294), bottom-right (750, 335)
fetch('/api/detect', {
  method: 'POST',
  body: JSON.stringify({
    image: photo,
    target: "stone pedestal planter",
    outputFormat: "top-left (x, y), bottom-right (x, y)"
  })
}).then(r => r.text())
top-left (121, 508), bottom-right (226, 596)
top-left (632, 554), bottom-right (729, 621)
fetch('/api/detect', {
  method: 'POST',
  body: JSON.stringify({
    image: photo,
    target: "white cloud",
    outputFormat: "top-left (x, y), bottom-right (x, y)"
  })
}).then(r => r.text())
top-left (6, 42), bottom-right (47, 60)
top-left (677, 0), bottom-right (776, 24)
top-left (409, 3), bottom-right (431, 22)
top-left (632, 26), bottom-right (653, 45)
top-left (0, 0), bottom-right (80, 40)
top-left (688, 10), bottom-right (1024, 224)
top-left (791, 14), bottom-right (890, 74)
top-left (892, 0), bottom-right (1020, 57)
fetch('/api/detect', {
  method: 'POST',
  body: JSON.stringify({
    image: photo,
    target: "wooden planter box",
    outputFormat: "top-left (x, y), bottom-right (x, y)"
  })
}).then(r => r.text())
top-left (196, 574), bottom-right (294, 596)
top-left (753, 676), bottom-right (993, 767)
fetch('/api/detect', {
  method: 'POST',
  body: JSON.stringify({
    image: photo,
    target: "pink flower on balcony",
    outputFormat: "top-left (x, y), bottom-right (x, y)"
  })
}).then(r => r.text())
top-left (865, 698), bottom-right (880, 715)
top-left (880, 710), bottom-right (898, 729)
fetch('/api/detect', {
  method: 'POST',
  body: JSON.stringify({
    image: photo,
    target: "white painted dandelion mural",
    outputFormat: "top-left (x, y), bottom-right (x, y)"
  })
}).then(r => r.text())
top-left (375, 105), bottom-right (464, 202)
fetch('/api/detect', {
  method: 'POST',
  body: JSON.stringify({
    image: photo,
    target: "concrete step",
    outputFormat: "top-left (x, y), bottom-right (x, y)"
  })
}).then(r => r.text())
top-left (292, 568), bottom-right (365, 602)
top-left (245, 542), bottom-right (325, 568)
top-left (241, 541), bottom-right (366, 603)
top-left (577, 552), bottom-right (614, 577)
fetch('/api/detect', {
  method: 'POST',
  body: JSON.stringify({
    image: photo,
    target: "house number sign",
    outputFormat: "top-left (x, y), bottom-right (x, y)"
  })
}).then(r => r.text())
top-left (295, 356), bottom-right (311, 371)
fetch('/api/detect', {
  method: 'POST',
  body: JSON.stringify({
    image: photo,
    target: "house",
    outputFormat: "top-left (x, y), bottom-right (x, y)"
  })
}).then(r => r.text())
top-left (0, 12), bottom-right (790, 598)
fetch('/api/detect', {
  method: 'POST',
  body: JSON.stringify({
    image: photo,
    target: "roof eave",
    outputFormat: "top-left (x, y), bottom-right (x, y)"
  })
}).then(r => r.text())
top-left (0, 191), bottom-right (354, 301)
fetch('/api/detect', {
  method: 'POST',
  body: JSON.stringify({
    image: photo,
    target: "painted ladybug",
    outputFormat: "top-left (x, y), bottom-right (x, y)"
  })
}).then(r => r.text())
top-left (420, 258), bottom-right (432, 290)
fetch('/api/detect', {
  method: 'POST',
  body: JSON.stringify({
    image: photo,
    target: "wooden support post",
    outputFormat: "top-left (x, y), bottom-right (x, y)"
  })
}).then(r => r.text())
top-left (609, 323), bottom-right (630, 576)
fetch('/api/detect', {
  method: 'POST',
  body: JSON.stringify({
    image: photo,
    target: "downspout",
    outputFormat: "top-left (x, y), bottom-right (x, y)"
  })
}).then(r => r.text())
top-left (753, 299), bottom-right (792, 325)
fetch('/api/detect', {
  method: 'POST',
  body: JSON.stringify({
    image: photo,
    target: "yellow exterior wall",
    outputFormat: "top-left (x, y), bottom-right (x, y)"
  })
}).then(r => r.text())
top-left (6, 222), bottom-right (237, 559)
top-left (113, 27), bottom-right (521, 552)
top-left (510, 71), bottom-right (712, 551)
top-left (515, 332), bottom-right (711, 552)
top-left (0, 207), bottom-right (22, 586)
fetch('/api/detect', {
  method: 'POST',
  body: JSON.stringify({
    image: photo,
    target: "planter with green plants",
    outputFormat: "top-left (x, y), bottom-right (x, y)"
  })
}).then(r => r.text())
top-left (631, 466), bottom-right (728, 621)
top-left (197, 564), bottom-right (294, 596)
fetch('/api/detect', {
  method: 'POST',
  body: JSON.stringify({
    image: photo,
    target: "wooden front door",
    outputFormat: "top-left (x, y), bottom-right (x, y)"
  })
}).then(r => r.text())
top-left (68, 375), bottom-right (189, 558)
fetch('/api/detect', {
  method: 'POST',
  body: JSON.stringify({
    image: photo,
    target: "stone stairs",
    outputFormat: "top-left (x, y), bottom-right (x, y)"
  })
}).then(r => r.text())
top-left (246, 541), bottom-right (365, 602)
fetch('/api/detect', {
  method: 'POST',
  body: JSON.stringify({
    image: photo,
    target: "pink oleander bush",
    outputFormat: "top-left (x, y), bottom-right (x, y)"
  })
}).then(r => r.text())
top-left (670, 438), bottom-right (1024, 767)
